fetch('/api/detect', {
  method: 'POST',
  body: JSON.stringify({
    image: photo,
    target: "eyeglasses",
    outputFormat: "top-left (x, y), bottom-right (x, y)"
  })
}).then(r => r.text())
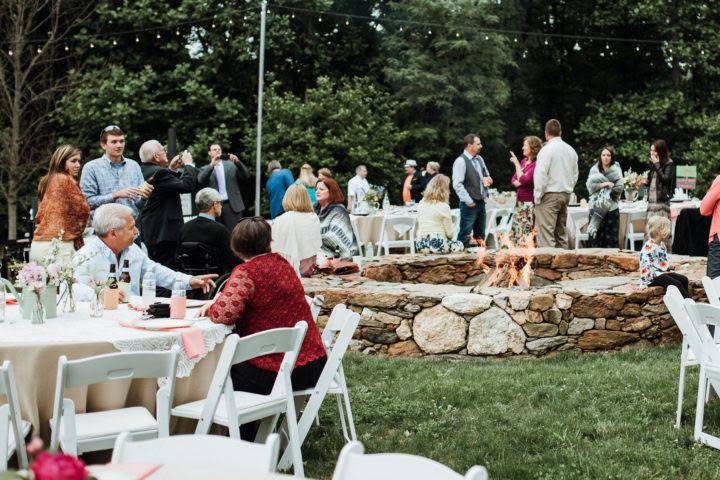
top-left (103, 125), bottom-right (121, 132)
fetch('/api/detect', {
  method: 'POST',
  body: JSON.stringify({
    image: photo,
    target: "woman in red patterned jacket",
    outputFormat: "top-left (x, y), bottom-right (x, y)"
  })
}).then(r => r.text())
top-left (200, 216), bottom-right (327, 402)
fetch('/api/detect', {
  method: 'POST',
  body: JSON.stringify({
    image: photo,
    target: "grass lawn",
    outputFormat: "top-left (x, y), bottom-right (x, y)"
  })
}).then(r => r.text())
top-left (301, 346), bottom-right (720, 479)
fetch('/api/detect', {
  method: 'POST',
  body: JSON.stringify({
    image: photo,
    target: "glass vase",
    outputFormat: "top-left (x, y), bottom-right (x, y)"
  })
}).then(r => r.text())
top-left (60, 283), bottom-right (76, 314)
top-left (89, 289), bottom-right (104, 318)
top-left (30, 292), bottom-right (45, 325)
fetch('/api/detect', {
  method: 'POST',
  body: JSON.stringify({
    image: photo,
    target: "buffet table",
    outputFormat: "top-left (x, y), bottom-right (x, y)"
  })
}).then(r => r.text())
top-left (0, 301), bottom-right (230, 441)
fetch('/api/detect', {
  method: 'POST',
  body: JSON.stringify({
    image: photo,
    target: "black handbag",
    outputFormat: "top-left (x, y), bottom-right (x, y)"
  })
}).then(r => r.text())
top-left (146, 302), bottom-right (171, 318)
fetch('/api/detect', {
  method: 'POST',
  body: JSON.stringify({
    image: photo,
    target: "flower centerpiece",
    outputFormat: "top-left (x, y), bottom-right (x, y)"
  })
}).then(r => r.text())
top-left (363, 185), bottom-right (385, 204)
top-left (14, 263), bottom-right (47, 324)
top-left (39, 234), bottom-right (78, 313)
top-left (622, 168), bottom-right (641, 201)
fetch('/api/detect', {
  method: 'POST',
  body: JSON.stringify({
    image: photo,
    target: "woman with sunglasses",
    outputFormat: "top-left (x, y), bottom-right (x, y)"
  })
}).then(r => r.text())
top-left (30, 145), bottom-right (90, 260)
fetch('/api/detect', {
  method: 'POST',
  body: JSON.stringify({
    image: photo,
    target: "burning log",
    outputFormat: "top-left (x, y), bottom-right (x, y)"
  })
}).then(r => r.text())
top-left (476, 231), bottom-right (536, 288)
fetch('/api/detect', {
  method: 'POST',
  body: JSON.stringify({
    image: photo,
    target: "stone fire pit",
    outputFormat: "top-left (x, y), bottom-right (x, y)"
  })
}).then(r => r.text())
top-left (303, 248), bottom-right (707, 358)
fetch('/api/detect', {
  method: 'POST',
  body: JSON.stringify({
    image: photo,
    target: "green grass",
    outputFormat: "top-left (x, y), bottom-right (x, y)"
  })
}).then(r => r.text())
top-left (301, 346), bottom-right (720, 479)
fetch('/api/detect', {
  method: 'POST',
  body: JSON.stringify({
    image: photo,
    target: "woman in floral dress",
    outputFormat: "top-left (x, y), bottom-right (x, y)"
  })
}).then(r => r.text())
top-left (509, 136), bottom-right (542, 243)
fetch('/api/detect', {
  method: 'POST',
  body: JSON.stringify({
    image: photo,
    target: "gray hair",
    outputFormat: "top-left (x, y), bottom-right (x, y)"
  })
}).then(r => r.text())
top-left (92, 203), bottom-right (133, 237)
top-left (195, 187), bottom-right (222, 212)
top-left (139, 139), bottom-right (163, 163)
top-left (267, 160), bottom-right (281, 175)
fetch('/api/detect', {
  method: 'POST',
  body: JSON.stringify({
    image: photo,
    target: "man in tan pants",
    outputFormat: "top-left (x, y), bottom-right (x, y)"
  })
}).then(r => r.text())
top-left (533, 119), bottom-right (578, 248)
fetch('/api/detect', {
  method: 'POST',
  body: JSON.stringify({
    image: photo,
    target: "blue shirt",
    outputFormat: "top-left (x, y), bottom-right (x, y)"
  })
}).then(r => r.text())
top-left (80, 155), bottom-right (145, 217)
top-left (266, 169), bottom-right (295, 219)
top-left (72, 236), bottom-right (191, 301)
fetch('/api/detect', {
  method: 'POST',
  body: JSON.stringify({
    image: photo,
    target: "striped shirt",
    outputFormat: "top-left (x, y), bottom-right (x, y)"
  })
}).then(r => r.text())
top-left (80, 155), bottom-right (145, 217)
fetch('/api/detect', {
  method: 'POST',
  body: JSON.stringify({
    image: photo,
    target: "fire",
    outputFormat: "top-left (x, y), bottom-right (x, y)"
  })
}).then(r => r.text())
top-left (476, 230), bottom-right (536, 288)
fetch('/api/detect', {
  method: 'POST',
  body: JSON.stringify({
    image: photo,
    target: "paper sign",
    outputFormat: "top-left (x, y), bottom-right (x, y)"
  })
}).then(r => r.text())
top-left (676, 165), bottom-right (697, 190)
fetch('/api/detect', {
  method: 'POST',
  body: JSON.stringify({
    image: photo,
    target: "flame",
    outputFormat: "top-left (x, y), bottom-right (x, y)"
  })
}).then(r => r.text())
top-left (477, 229), bottom-right (536, 288)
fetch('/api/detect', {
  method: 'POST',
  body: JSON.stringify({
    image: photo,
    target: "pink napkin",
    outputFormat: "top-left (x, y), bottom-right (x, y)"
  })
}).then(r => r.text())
top-left (179, 327), bottom-right (206, 359)
top-left (97, 463), bottom-right (162, 479)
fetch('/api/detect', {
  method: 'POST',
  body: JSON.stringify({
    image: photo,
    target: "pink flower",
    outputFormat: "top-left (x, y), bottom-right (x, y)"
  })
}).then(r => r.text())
top-left (31, 452), bottom-right (88, 480)
top-left (26, 436), bottom-right (44, 456)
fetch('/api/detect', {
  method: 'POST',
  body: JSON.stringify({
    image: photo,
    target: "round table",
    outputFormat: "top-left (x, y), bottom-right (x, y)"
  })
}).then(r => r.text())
top-left (0, 301), bottom-right (230, 442)
top-left (566, 199), bottom-right (701, 249)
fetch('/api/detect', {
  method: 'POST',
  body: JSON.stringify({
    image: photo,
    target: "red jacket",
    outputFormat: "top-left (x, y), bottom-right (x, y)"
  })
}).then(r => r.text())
top-left (208, 253), bottom-right (326, 372)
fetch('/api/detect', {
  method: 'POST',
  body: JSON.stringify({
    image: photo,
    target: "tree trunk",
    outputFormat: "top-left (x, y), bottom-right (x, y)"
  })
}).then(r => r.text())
top-left (6, 191), bottom-right (17, 240)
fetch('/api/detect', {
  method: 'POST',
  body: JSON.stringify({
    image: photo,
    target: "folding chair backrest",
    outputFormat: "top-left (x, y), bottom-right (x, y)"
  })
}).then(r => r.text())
top-left (702, 275), bottom-right (720, 308)
top-left (306, 295), bottom-right (321, 321)
top-left (59, 350), bottom-right (179, 389)
top-left (0, 361), bottom-right (28, 470)
top-left (229, 323), bottom-right (308, 367)
top-left (627, 209), bottom-right (645, 221)
top-left (569, 209), bottom-right (588, 227)
top-left (112, 432), bottom-right (280, 474)
top-left (683, 300), bottom-right (720, 365)
top-left (321, 304), bottom-right (356, 347)
top-left (664, 285), bottom-right (696, 340)
top-left (331, 442), bottom-right (488, 480)
top-left (381, 215), bottom-right (416, 239)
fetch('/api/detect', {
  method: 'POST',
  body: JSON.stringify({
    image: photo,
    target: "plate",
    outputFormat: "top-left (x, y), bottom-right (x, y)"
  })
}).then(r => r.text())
top-left (670, 199), bottom-right (687, 203)
top-left (568, 203), bottom-right (581, 207)
top-left (139, 319), bottom-right (195, 330)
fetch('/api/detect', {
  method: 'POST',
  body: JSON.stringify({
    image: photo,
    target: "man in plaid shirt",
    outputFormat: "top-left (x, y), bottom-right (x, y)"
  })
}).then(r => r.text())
top-left (80, 126), bottom-right (153, 219)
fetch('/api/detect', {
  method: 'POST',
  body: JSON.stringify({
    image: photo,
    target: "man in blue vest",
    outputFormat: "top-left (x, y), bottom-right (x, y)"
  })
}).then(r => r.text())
top-left (452, 133), bottom-right (493, 248)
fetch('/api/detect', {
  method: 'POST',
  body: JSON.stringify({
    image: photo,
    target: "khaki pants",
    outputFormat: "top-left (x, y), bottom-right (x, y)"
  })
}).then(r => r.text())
top-left (535, 192), bottom-right (570, 249)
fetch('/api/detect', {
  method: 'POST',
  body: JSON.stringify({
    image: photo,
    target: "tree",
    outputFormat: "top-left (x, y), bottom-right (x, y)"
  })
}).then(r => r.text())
top-left (382, 0), bottom-right (514, 171)
top-left (0, 0), bottom-right (94, 239)
top-left (245, 76), bottom-right (404, 206)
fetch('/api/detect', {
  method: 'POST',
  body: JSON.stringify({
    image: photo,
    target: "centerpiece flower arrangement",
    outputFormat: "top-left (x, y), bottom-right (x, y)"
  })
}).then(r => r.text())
top-left (0, 437), bottom-right (93, 480)
top-left (363, 185), bottom-right (386, 204)
top-left (622, 169), bottom-right (648, 201)
top-left (13, 263), bottom-right (47, 324)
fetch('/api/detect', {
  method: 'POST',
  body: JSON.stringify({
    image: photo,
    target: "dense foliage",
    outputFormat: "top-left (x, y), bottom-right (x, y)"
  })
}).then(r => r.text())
top-left (3, 0), bottom-right (720, 235)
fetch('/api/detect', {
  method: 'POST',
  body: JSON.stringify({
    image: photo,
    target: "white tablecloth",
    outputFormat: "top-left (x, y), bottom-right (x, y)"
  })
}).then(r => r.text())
top-left (0, 301), bottom-right (230, 440)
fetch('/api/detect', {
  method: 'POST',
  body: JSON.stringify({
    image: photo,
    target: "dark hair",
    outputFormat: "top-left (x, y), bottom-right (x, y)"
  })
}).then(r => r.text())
top-left (318, 178), bottom-right (345, 205)
top-left (100, 126), bottom-right (125, 144)
top-left (652, 139), bottom-right (670, 165)
top-left (463, 133), bottom-right (479, 147)
top-left (596, 146), bottom-right (614, 172)
top-left (230, 217), bottom-right (271, 259)
top-left (545, 119), bottom-right (562, 137)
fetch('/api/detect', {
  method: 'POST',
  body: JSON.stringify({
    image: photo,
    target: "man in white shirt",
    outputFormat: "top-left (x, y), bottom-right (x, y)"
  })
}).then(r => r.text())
top-left (73, 203), bottom-right (217, 301)
top-left (347, 165), bottom-right (370, 213)
top-left (533, 119), bottom-right (579, 248)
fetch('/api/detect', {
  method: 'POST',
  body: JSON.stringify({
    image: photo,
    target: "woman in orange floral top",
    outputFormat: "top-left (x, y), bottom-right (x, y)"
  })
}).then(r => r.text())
top-left (199, 216), bottom-right (327, 438)
top-left (30, 145), bottom-right (90, 260)
top-left (639, 216), bottom-right (689, 297)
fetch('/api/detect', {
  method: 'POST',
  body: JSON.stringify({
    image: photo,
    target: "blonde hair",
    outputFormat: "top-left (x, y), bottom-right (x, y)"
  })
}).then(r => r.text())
top-left (426, 161), bottom-right (440, 174)
top-left (523, 136), bottom-right (543, 158)
top-left (298, 164), bottom-right (317, 188)
top-left (647, 216), bottom-right (671, 243)
top-left (282, 184), bottom-right (314, 213)
top-left (423, 174), bottom-right (450, 203)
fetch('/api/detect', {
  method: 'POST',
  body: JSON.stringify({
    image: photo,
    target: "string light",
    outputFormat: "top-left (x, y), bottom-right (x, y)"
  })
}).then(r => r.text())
top-left (8, 49), bottom-right (12, 56)
top-left (176, 29), bottom-right (180, 35)
top-left (136, 36), bottom-right (140, 43)
top-left (112, 39), bottom-right (117, 46)
top-left (544, 39), bottom-right (548, 45)
top-left (484, 35), bottom-right (489, 41)
top-left (573, 42), bottom-right (581, 51)
top-left (456, 32), bottom-right (460, 38)
top-left (156, 32), bottom-right (161, 39)
top-left (90, 42), bottom-right (94, 48)
top-left (64, 45), bottom-right (69, 51)
top-left (605, 43), bottom-right (610, 49)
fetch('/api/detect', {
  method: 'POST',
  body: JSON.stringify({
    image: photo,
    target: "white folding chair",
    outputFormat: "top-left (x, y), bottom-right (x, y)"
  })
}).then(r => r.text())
top-left (350, 216), bottom-right (366, 257)
top-left (682, 298), bottom-right (720, 449)
top-left (306, 295), bottom-right (322, 321)
top-left (484, 208), bottom-right (513, 248)
top-left (277, 305), bottom-right (361, 470)
top-left (171, 323), bottom-right (308, 476)
top-left (49, 350), bottom-right (179, 456)
top-left (379, 215), bottom-right (416, 255)
top-left (625, 209), bottom-right (646, 250)
top-left (331, 441), bottom-right (488, 480)
top-left (568, 209), bottom-right (589, 249)
top-left (0, 361), bottom-right (30, 472)
top-left (111, 432), bottom-right (280, 474)
top-left (450, 208), bottom-right (461, 241)
top-left (664, 286), bottom-right (704, 428)
top-left (703, 276), bottom-right (720, 308)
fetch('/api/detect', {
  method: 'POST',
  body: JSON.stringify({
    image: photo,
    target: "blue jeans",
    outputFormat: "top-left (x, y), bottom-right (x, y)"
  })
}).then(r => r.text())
top-left (459, 201), bottom-right (486, 247)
